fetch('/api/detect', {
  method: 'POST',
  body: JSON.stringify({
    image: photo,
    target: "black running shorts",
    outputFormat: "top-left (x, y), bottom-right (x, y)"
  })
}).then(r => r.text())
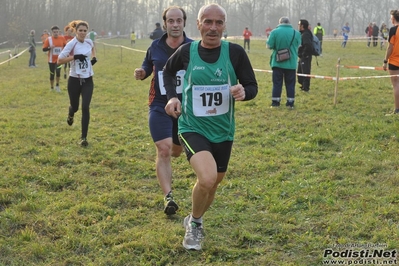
top-left (178, 132), bottom-right (233, 173)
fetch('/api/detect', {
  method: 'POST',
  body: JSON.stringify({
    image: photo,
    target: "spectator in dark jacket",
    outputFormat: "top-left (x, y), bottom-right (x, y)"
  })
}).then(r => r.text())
top-left (365, 22), bottom-right (373, 47)
top-left (372, 22), bottom-right (379, 47)
top-left (28, 30), bottom-right (36, 67)
top-left (297, 19), bottom-right (313, 92)
top-left (150, 22), bottom-right (164, 40)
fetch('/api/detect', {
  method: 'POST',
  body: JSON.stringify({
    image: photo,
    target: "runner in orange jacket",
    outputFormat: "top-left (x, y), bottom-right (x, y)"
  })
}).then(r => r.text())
top-left (42, 25), bottom-right (66, 92)
top-left (63, 25), bottom-right (74, 79)
top-left (40, 29), bottom-right (49, 43)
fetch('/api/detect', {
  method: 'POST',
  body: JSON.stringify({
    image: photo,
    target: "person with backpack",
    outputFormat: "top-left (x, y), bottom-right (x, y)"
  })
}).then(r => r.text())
top-left (297, 19), bottom-right (313, 92)
top-left (313, 22), bottom-right (325, 55)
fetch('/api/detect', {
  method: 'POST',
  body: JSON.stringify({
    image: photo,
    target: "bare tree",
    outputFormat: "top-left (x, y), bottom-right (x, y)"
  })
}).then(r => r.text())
top-left (1, 0), bottom-right (398, 45)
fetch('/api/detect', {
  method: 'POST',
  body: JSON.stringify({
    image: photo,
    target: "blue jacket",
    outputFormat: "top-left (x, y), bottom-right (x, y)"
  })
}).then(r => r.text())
top-left (141, 32), bottom-right (193, 106)
top-left (267, 24), bottom-right (301, 70)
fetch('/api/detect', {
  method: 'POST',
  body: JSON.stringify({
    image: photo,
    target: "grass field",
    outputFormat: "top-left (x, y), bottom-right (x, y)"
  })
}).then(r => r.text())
top-left (0, 37), bottom-right (398, 266)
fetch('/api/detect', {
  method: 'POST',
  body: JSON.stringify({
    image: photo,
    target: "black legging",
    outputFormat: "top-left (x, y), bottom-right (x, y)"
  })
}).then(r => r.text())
top-left (297, 56), bottom-right (312, 90)
top-left (67, 76), bottom-right (94, 139)
top-left (244, 39), bottom-right (250, 50)
top-left (48, 62), bottom-right (61, 80)
top-left (64, 62), bottom-right (70, 72)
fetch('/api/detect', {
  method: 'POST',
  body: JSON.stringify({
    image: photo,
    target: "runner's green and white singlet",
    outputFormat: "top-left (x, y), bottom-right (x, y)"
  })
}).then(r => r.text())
top-left (179, 40), bottom-right (237, 143)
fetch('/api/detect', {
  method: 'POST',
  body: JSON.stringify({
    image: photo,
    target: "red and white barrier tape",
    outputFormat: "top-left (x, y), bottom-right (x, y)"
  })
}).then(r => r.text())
top-left (0, 50), bottom-right (11, 55)
top-left (253, 68), bottom-right (399, 80)
top-left (339, 65), bottom-right (384, 70)
top-left (0, 48), bottom-right (28, 66)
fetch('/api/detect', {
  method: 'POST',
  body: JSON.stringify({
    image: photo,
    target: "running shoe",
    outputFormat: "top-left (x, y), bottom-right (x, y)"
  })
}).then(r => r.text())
top-left (67, 115), bottom-right (74, 126)
top-left (55, 85), bottom-right (61, 92)
top-left (80, 138), bottom-right (88, 147)
top-left (286, 101), bottom-right (294, 109)
top-left (270, 101), bottom-right (280, 108)
top-left (164, 193), bottom-right (178, 215)
top-left (385, 109), bottom-right (399, 116)
top-left (182, 215), bottom-right (204, 251)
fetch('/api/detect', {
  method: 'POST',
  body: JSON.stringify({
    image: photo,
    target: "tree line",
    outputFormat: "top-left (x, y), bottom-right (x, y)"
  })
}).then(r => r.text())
top-left (0, 0), bottom-right (396, 46)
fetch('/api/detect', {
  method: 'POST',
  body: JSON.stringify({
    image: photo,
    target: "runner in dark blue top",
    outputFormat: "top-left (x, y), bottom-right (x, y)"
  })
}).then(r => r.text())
top-left (134, 6), bottom-right (193, 215)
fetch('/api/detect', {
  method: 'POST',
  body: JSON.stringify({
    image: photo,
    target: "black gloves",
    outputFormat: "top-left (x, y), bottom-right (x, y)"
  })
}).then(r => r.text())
top-left (73, 54), bottom-right (96, 66)
top-left (73, 54), bottom-right (87, 61)
top-left (91, 57), bottom-right (97, 66)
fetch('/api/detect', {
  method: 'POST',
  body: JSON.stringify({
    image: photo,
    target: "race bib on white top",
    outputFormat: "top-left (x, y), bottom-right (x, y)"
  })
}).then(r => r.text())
top-left (158, 70), bottom-right (185, 95)
top-left (75, 58), bottom-right (91, 75)
top-left (192, 84), bottom-right (230, 117)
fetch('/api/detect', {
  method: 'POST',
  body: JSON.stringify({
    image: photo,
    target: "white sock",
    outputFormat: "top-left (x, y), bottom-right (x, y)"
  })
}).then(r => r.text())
top-left (190, 214), bottom-right (202, 225)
